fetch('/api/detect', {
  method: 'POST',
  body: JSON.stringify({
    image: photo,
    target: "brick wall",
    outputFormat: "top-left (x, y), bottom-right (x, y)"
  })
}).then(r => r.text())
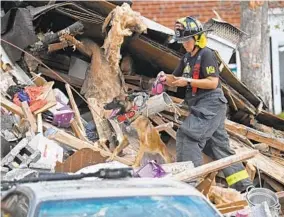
top-left (132, 1), bottom-right (284, 29)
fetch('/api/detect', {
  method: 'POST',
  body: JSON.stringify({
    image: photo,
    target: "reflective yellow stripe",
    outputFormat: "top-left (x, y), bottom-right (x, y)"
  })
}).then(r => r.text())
top-left (226, 170), bottom-right (249, 186)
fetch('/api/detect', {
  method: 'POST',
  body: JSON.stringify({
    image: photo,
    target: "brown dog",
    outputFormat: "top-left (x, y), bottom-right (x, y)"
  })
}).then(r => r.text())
top-left (109, 115), bottom-right (172, 167)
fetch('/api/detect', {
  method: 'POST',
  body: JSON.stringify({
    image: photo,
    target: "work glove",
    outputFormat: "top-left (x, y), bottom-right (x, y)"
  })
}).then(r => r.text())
top-left (151, 71), bottom-right (166, 95)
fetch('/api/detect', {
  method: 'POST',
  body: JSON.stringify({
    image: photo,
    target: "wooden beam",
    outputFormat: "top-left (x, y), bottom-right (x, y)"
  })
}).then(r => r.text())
top-left (226, 129), bottom-right (255, 148)
top-left (43, 122), bottom-right (133, 166)
top-left (196, 172), bottom-right (217, 196)
top-left (154, 122), bottom-right (174, 132)
top-left (231, 139), bottom-right (284, 185)
top-left (217, 200), bottom-right (248, 214)
top-left (245, 162), bottom-right (256, 181)
top-left (38, 66), bottom-right (84, 88)
top-left (262, 173), bottom-right (284, 192)
top-left (33, 89), bottom-right (57, 115)
top-left (37, 113), bottom-right (43, 134)
top-left (216, 200), bottom-right (248, 209)
top-left (70, 119), bottom-right (88, 141)
top-left (1, 96), bottom-right (24, 117)
top-left (149, 115), bottom-right (176, 139)
top-left (173, 150), bottom-right (258, 181)
top-left (225, 119), bottom-right (284, 151)
top-left (21, 101), bottom-right (37, 133)
top-left (65, 84), bottom-right (85, 134)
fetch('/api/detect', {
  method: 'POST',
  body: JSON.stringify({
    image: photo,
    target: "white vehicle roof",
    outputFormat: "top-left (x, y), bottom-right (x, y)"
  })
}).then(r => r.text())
top-left (17, 178), bottom-right (202, 201)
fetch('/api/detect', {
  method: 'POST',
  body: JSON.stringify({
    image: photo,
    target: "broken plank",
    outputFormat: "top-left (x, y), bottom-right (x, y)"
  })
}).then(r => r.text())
top-left (48, 41), bottom-right (69, 53)
top-left (245, 162), bottom-right (256, 181)
top-left (43, 122), bottom-right (132, 166)
top-left (125, 83), bottom-right (141, 91)
top-left (70, 119), bottom-right (88, 141)
top-left (226, 128), bottom-right (255, 148)
top-left (38, 66), bottom-right (84, 88)
top-left (37, 113), bottom-right (43, 134)
top-left (215, 200), bottom-right (248, 209)
top-left (30, 72), bottom-right (47, 86)
top-left (33, 89), bottom-right (57, 115)
top-left (154, 122), bottom-right (174, 132)
top-left (225, 119), bottom-right (284, 151)
top-left (231, 139), bottom-right (284, 185)
top-left (222, 84), bottom-right (238, 112)
top-left (250, 118), bottom-right (284, 138)
top-left (222, 82), bottom-right (256, 115)
top-left (262, 173), bottom-right (284, 192)
top-left (173, 150), bottom-right (258, 181)
top-left (196, 172), bottom-right (217, 196)
top-left (65, 83), bottom-right (85, 134)
top-left (21, 101), bottom-right (37, 133)
top-left (218, 204), bottom-right (246, 214)
top-left (257, 110), bottom-right (284, 131)
top-left (1, 96), bottom-right (24, 117)
top-left (149, 115), bottom-right (176, 139)
top-left (215, 51), bottom-right (264, 109)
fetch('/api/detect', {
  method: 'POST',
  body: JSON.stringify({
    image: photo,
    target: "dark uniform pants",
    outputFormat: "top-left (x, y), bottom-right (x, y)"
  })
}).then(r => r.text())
top-left (176, 90), bottom-right (252, 191)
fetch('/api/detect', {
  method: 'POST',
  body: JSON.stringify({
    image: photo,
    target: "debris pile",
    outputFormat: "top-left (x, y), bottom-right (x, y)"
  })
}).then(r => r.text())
top-left (1, 1), bottom-right (283, 216)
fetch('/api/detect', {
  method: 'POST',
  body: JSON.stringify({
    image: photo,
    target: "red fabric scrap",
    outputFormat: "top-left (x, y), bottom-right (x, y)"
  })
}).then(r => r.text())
top-left (13, 86), bottom-right (48, 112)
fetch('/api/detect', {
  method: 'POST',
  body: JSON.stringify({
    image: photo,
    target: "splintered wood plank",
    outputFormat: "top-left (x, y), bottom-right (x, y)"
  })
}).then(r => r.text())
top-left (225, 119), bottom-right (284, 151)
top-left (262, 173), bottom-right (284, 192)
top-left (1, 96), bottom-right (24, 117)
top-left (30, 72), bottom-right (47, 86)
top-left (173, 150), bottom-right (258, 181)
top-left (230, 139), bottom-right (284, 185)
top-left (37, 113), bottom-right (43, 134)
top-left (154, 122), bottom-right (174, 132)
top-left (257, 110), bottom-right (284, 131)
top-left (149, 115), bottom-right (176, 139)
top-left (245, 162), bottom-right (256, 181)
top-left (196, 172), bottom-right (218, 196)
top-left (215, 51), bottom-right (263, 109)
top-left (70, 119), bottom-right (88, 142)
top-left (22, 101), bottom-right (37, 133)
top-left (65, 84), bottom-right (85, 134)
top-left (43, 122), bottom-right (132, 166)
top-left (34, 82), bottom-right (57, 115)
top-left (125, 83), bottom-right (141, 91)
top-left (226, 129), bottom-right (255, 148)
top-left (216, 200), bottom-right (248, 209)
top-left (221, 82), bottom-right (256, 115)
top-left (38, 66), bottom-right (84, 88)
top-left (222, 84), bottom-right (238, 112)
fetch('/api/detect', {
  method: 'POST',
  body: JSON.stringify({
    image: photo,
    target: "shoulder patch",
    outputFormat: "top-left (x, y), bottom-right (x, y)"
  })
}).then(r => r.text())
top-left (206, 66), bottom-right (215, 74)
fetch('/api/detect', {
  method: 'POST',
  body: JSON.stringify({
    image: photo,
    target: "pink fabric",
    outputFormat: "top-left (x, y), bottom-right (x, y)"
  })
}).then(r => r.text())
top-left (151, 75), bottom-right (166, 95)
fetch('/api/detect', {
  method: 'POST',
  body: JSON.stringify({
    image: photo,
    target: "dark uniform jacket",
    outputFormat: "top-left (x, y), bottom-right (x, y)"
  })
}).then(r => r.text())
top-left (172, 47), bottom-right (224, 107)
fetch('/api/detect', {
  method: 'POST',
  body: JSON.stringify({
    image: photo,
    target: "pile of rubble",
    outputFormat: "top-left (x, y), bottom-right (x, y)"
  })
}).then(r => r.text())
top-left (1, 1), bottom-right (284, 216)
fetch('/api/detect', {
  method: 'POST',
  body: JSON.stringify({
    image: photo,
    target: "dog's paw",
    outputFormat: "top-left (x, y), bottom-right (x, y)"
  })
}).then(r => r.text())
top-left (106, 154), bottom-right (115, 162)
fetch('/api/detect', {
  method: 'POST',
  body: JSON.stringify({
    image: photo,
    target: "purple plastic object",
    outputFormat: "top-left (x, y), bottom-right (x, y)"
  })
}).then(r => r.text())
top-left (135, 161), bottom-right (166, 178)
top-left (52, 110), bottom-right (74, 128)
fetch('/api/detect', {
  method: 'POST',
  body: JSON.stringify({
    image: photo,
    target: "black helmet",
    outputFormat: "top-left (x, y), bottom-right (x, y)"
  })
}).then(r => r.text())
top-left (170, 16), bottom-right (205, 44)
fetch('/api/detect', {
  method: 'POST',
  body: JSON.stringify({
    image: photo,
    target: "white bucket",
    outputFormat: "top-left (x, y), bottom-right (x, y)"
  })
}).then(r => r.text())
top-left (141, 93), bottom-right (173, 116)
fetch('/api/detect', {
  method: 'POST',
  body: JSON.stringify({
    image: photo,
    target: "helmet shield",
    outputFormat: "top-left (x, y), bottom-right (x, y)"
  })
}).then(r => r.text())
top-left (169, 16), bottom-right (204, 44)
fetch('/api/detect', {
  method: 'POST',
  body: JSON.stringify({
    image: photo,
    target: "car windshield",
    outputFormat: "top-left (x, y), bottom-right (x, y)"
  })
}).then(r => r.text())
top-left (36, 195), bottom-right (220, 217)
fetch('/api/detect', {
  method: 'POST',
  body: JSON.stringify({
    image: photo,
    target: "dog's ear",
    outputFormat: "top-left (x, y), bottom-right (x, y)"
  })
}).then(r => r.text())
top-left (104, 97), bottom-right (123, 110)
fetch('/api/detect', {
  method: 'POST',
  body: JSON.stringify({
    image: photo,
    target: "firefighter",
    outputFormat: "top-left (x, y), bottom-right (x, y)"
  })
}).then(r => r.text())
top-left (159, 16), bottom-right (252, 192)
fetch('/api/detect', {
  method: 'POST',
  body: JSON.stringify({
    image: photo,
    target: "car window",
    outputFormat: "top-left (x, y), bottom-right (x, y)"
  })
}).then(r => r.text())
top-left (36, 195), bottom-right (220, 217)
top-left (1, 192), bottom-right (29, 217)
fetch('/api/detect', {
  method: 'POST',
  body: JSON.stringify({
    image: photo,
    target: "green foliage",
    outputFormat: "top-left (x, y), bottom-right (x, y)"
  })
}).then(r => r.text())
top-left (278, 112), bottom-right (284, 119)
